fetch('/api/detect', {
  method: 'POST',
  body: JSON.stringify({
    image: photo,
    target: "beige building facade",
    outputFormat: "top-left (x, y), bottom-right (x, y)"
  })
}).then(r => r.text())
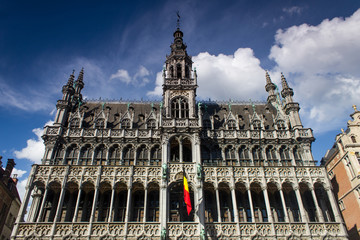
top-left (322, 106), bottom-right (360, 239)
top-left (11, 27), bottom-right (347, 239)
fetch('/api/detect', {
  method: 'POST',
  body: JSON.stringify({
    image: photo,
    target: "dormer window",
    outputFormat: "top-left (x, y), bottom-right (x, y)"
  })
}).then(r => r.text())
top-left (253, 120), bottom-right (261, 130)
top-left (70, 118), bottom-right (80, 128)
top-left (277, 120), bottom-right (286, 130)
top-left (121, 119), bottom-right (131, 129)
top-left (351, 136), bottom-right (357, 143)
top-left (171, 97), bottom-right (189, 118)
top-left (147, 119), bottom-right (156, 129)
top-left (95, 119), bottom-right (105, 129)
top-left (227, 120), bottom-right (236, 130)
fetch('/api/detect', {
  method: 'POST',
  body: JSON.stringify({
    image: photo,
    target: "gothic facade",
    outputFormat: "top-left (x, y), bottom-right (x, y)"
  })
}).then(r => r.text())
top-left (12, 27), bottom-right (347, 239)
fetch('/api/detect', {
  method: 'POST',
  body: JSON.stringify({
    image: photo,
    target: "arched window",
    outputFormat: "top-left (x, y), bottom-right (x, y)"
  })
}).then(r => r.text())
top-left (147, 119), bottom-right (156, 129)
top-left (201, 145), bottom-right (211, 165)
top-left (183, 138), bottom-right (192, 162)
top-left (252, 146), bottom-right (263, 166)
top-left (95, 119), bottom-right (105, 129)
top-left (176, 64), bottom-right (182, 78)
top-left (227, 120), bottom-right (236, 130)
top-left (109, 145), bottom-right (121, 165)
top-left (150, 146), bottom-right (161, 165)
top-left (293, 146), bottom-right (302, 166)
top-left (70, 118), bottom-right (80, 128)
top-left (225, 146), bottom-right (237, 166)
top-left (94, 144), bottom-right (106, 165)
top-left (137, 145), bottom-right (148, 166)
top-left (169, 66), bottom-right (174, 78)
top-left (171, 97), bottom-right (189, 119)
top-left (185, 66), bottom-right (190, 78)
top-left (170, 138), bottom-right (179, 162)
top-left (252, 120), bottom-right (261, 130)
top-left (54, 146), bottom-right (65, 165)
top-left (65, 145), bottom-right (79, 165)
top-left (239, 145), bottom-right (250, 166)
top-left (122, 145), bottom-right (134, 165)
top-left (121, 119), bottom-right (131, 129)
top-left (79, 145), bottom-right (92, 165)
top-left (279, 146), bottom-right (291, 166)
top-left (266, 146), bottom-right (278, 166)
top-left (211, 145), bottom-right (222, 164)
top-left (351, 136), bottom-right (357, 143)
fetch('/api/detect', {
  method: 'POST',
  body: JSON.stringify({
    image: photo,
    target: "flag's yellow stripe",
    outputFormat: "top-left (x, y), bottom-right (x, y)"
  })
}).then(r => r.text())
top-left (184, 176), bottom-right (189, 192)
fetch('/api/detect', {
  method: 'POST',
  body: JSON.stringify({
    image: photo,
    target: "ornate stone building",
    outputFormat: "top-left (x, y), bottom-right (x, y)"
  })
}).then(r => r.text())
top-left (321, 106), bottom-right (360, 239)
top-left (12, 27), bottom-right (347, 239)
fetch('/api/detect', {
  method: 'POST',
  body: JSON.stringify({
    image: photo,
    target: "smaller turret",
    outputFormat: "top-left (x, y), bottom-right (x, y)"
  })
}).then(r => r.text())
top-left (61, 71), bottom-right (75, 102)
top-left (280, 73), bottom-right (294, 104)
top-left (73, 68), bottom-right (84, 104)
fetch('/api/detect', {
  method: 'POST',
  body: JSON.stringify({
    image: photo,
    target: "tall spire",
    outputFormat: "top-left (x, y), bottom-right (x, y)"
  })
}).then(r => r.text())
top-left (280, 73), bottom-right (294, 99)
top-left (281, 72), bottom-right (290, 89)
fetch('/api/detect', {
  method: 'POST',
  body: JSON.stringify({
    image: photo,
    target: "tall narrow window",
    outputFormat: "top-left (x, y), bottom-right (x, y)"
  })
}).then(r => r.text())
top-left (266, 146), bottom-right (277, 166)
top-left (65, 145), bottom-right (78, 165)
top-left (225, 146), bottom-right (237, 166)
top-left (279, 146), bottom-right (291, 166)
top-left (79, 145), bottom-right (92, 165)
top-left (171, 97), bottom-right (189, 118)
top-left (94, 144), bottom-right (106, 165)
top-left (185, 66), bottom-right (190, 78)
top-left (121, 119), bottom-right (131, 129)
top-left (150, 146), bottom-right (161, 165)
top-left (123, 145), bottom-right (134, 165)
top-left (169, 66), bottom-right (174, 78)
top-left (70, 118), bottom-right (80, 128)
top-left (137, 145), bottom-right (148, 166)
top-left (95, 119), bottom-right (105, 129)
top-left (227, 120), bottom-right (236, 130)
top-left (253, 120), bottom-right (261, 130)
top-left (252, 146), bottom-right (263, 166)
top-left (351, 136), bottom-right (357, 143)
top-left (293, 146), bottom-right (302, 166)
top-left (239, 146), bottom-right (250, 166)
top-left (176, 64), bottom-right (182, 78)
top-left (109, 145), bottom-right (121, 165)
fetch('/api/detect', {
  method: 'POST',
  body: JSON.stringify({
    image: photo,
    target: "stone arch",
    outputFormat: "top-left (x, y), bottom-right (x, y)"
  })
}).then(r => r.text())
top-left (250, 182), bottom-right (267, 222)
top-left (224, 145), bottom-right (237, 166)
top-left (60, 181), bottom-right (79, 222)
top-left (171, 96), bottom-right (189, 118)
top-left (77, 181), bottom-right (95, 222)
top-left (41, 181), bottom-right (61, 222)
top-left (79, 144), bottom-right (93, 165)
top-left (123, 144), bottom-right (135, 165)
top-left (265, 145), bottom-right (278, 166)
top-left (204, 182), bottom-right (218, 223)
top-left (131, 182), bottom-right (146, 222)
top-left (146, 182), bottom-right (160, 222)
top-left (150, 144), bottom-right (161, 165)
top-left (168, 180), bottom-right (194, 222)
top-left (113, 182), bottom-right (128, 222)
top-left (96, 182), bottom-right (112, 222)
top-left (235, 182), bottom-right (251, 222)
top-left (314, 182), bottom-right (335, 222)
top-left (299, 182), bottom-right (317, 222)
top-left (282, 182), bottom-right (300, 222)
top-left (65, 144), bottom-right (79, 165)
top-left (108, 144), bottom-right (121, 165)
top-left (218, 182), bottom-right (234, 222)
top-left (238, 145), bottom-right (250, 166)
top-left (267, 181), bottom-right (285, 222)
top-left (94, 143), bottom-right (107, 165)
top-left (136, 144), bottom-right (149, 166)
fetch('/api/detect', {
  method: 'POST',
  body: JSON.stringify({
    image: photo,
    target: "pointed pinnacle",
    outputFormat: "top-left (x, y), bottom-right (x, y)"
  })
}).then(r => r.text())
top-left (77, 67), bottom-right (84, 83)
top-left (67, 70), bottom-right (75, 86)
top-left (281, 72), bottom-right (289, 89)
top-left (265, 70), bottom-right (272, 85)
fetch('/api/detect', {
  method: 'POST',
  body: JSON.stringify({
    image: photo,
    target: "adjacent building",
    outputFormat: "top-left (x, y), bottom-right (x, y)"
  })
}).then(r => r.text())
top-left (11, 26), bottom-right (347, 239)
top-left (0, 157), bottom-right (21, 240)
top-left (322, 106), bottom-right (360, 239)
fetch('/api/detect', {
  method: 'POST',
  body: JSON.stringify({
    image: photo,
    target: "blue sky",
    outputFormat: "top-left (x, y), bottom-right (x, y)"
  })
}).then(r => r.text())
top-left (1, 0), bottom-right (360, 199)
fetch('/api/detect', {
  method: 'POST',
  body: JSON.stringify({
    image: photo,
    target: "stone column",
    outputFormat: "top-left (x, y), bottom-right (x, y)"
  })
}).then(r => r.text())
top-left (72, 186), bottom-right (83, 222)
top-left (124, 185), bottom-right (133, 223)
top-left (88, 167), bottom-right (102, 237)
top-left (262, 186), bottom-right (273, 222)
top-left (294, 186), bottom-right (307, 222)
top-left (36, 187), bottom-right (49, 222)
top-left (247, 186), bottom-right (255, 223)
top-left (11, 165), bottom-right (37, 239)
top-left (325, 186), bottom-right (341, 222)
top-left (108, 185), bottom-right (116, 222)
top-left (310, 186), bottom-right (325, 222)
top-left (179, 138), bottom-right (183, 162)
top-left (279, 188), bottom-right (289, 222)
top-left (53, 184), bottom-right (66, 222)
top-left (143, 187), bottom-right (148, 222)
top-left (230, 185), bottom-right (239, 222)
top-left (215, 186), bottom-right (222, 222)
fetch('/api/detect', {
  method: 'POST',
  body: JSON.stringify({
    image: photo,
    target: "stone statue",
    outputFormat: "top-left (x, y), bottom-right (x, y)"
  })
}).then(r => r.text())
top-left (197, 163), bottom-right (202, 179)
top-left (161, 227), bottom-right (167, 240)
top-left (200, 229), bottom-right (206, 240)
top-left (162, 163), bottom-right (167, 179)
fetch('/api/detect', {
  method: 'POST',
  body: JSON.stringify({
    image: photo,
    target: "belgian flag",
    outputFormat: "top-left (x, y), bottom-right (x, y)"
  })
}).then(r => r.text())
top-left (183, 173), bottom-right (192, 215)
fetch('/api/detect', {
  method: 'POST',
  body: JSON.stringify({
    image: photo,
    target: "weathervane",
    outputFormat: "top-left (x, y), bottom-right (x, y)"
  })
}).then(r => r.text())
top-left (176, 11), bottom-right (181, 28)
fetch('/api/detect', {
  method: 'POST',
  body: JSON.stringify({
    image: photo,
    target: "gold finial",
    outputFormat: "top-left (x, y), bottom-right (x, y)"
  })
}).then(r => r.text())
top-left (341, 128), bottom-right (345, 134)
top-left (352, 105), bottom-right (357, 111)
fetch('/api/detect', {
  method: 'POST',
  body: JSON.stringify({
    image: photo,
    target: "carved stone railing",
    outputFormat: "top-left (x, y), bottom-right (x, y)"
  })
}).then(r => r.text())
top-left (162, 119), bottom-right (199, 128)
top-left (44, 126), bottom-right (61, 136)
top-left (165, 78), bottom-right (195, 85)
top-left (13, 222), bottom-right (346, 239)
top-left (63, 128), bottom-right (161, 139)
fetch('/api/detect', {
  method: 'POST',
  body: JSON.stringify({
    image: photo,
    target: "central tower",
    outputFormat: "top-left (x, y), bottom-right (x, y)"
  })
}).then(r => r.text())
top-left (163, 27), bottom-right (197, 119)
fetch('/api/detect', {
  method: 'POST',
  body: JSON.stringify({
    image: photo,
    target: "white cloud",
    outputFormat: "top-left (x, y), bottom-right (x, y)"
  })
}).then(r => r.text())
top-left (110, 69), bottom-right (131, 84)
top-left (282, 6), bottom-right (303, 16)
top-left (110, 65), bottom-right (150, 86)
top-left (17, 178), bottom-right (28, 201)
top-left (14, 121), bottom-right (53, 164)
top-left (148, 48), bottom-right (267, 101)
top-left (269, 8), bottom-right (360, 132)
top-left (12, 168), bottom-right (27, 178)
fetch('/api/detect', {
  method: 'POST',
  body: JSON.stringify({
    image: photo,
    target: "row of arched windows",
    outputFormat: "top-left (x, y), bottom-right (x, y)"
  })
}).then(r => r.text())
top-left (168, 64), bottom-right (191, 79)
top-left (52, 144), bottom-right (161, 166)
top-left (201, 145), bottom-right (303, 166)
